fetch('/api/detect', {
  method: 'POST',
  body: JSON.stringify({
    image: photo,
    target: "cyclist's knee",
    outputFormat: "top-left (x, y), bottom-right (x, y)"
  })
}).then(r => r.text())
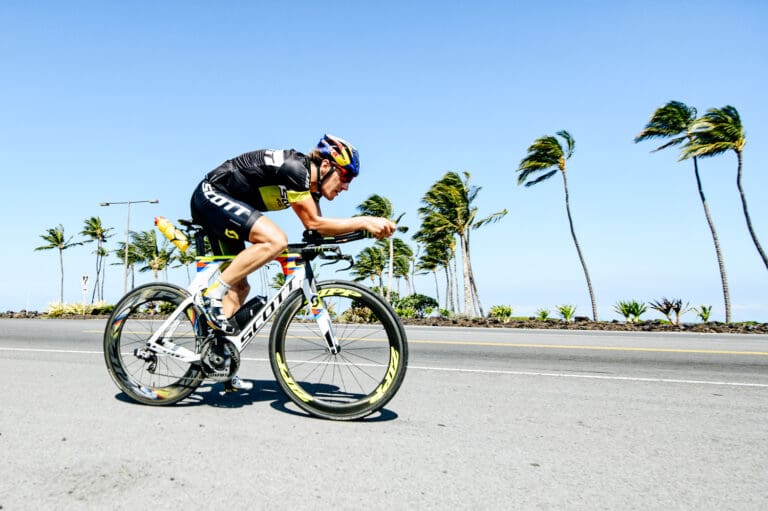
top-left (272, 233), bottom-right (288, 254)
top-left (257, 232), bottom-right (288, 258)
top-left (248, 216), bottom-right (288, 257)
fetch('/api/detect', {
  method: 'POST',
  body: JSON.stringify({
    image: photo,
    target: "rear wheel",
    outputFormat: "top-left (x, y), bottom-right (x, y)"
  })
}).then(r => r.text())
top-left (104, 283), bottom-right (205, 405)
top-left (269, 280), bottom-right (408, 420)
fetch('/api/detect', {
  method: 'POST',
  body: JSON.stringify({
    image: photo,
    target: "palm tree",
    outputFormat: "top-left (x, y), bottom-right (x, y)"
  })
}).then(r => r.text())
top-left (131, 230), bottom-right (175, 280)
top-left (682, 105), bottom-right (767, 271)
top-left (418, 172), bottom-right (506, 317)
top-left (356, 194), bottom-right (408, 301)
top-left (35, 225), bottom-right (83, 305)
top-left (517, 131), bottom-right (598, 321)
top-left (391, 238), bottom-right (414, 295)
top-left (414, 219), bottom-right (457, 312)
top-left (352, 242), bottom-right (388, 291)
top-left (271, 271), bottom-right (286, 290)
top-left (113, 241), bottom-right (141, 289)
top-left (415, 245), bottom-right (443, 307)
top-left (636, 101), bottom-right (731, 323)
top-left (80, 216), bottom-right (114, 302)
top-left (172, 248), bottom-right (196, 284)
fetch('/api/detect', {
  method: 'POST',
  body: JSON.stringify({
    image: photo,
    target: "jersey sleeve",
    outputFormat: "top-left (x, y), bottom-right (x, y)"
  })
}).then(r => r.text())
top-left (278, 157), bottom-right (312, 203)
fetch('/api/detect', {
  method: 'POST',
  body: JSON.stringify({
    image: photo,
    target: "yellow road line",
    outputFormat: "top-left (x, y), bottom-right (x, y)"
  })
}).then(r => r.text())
top-left (406, 339), bottom-right (768, 356)
top-left (84, 330), bottom-right (768, 356)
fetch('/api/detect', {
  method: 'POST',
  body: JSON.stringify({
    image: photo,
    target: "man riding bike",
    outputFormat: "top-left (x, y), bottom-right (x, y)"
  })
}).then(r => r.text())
top-left (190, 134), bottom-right (396, 390)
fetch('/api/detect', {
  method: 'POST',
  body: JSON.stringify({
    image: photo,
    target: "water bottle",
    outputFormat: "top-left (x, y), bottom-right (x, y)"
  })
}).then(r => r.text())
top-left (155, 216), bottom-right (190, 252)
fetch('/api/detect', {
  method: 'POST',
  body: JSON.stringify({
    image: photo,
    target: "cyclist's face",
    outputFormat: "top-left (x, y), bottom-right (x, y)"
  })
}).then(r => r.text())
top-left (320, 161), bottom-right (350, 201)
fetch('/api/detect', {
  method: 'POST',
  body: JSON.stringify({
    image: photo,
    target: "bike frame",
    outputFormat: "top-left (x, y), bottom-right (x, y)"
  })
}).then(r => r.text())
top-left (142, 249), bottom-right (339, 364)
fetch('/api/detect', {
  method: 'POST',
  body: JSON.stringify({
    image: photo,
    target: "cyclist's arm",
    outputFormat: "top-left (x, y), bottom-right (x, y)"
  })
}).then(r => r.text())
top-left (290, 196), bottom-right (394, 239)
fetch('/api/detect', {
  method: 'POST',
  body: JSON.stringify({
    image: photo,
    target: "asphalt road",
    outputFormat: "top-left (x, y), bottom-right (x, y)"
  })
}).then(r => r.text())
top-left (1, 318), bottom-right (767, 510)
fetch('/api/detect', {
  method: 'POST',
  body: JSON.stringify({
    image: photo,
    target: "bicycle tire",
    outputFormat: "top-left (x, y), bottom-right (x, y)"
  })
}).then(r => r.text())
top-left (268, 280), bottom-right (408, 420)
top-left (104, 283), bottom-right (206, 405)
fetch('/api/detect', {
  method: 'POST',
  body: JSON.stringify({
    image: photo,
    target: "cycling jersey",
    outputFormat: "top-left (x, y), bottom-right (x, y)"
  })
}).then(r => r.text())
top-left (190, 149), bottom-right (314, 255)
top-left (205, 149), bottom-right (312, 212)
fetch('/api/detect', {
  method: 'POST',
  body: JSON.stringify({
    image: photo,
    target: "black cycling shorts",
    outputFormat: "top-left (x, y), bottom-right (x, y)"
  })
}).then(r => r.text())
top-left (190, 180), bottom-right (263, 255)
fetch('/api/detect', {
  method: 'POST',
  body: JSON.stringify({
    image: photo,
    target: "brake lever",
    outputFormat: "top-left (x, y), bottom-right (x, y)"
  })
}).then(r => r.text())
top-left (319, 253), bottom-right (354, 272)
top-left (336, 255), bottom-right (354, 272)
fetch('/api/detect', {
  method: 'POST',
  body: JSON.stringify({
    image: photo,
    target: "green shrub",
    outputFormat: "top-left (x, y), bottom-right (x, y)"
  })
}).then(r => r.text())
top-left (649, 297), bottom-right (675, 323)
top-left (614, 300), bottom-right (647, 323)
top-left (339, 306), bottom-right (377, 323)
top-left (488, 305), bottom-right (513, 322)
top-left (159, 301), bottom-right (176, 314)
top-left (395, 306), bottom-right (418, 318)
top-left (694, 305), bottom-right (712, 322)
top-left (46, 301), bottom-right (114, 316)
top-left (90, 301), bottom-right (114, 315)
top-left (535, 308), bottom-right (550, 320)
top-left (557, 304), bottom-right (576, 322)
top-left (650, 297), bottom-right (690, 325)
top-left (393, 293), bottom-right (439, 319)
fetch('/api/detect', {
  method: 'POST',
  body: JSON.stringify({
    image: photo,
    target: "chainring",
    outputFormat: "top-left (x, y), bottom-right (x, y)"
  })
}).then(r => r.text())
top-left (200, 336), bottom-right (240, 382)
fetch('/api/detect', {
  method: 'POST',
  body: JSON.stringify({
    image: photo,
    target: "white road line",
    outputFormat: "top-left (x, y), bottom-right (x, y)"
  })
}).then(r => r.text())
top-left (407, 364), bottom-right (768, 388)
top-left (0, 347), bottom-right (102, 355)
top-left (3, 346), bottom-right (767, 388)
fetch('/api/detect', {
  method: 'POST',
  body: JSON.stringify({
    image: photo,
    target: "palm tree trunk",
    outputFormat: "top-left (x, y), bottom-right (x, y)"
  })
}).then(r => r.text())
top-left (459, 235), bottom-right (472, 315)
top-left (693, 157), bottom-right (731, 323)
top-left (92, 241), bottom-right (103, 302)
top-left (468, 264), bottom-right (484, 317)
top-left (462, 228), bottom-right (483, 316)
top-left (433, 269), bottom-right (440, 306)
top-left (91, 253), bottom-right (100, 303)
top-left (443, 264), bottom-right (453, 312)
top-left (561, 172), bottom-right (598, 321)
top-left (58, 248), bottom-right (64, 305)
top-left (101, 263), bottom-right (106, 301)
top-left (735, 151), bottom-right (768, 270)
top-left (451, 249), bottom-right (462, 314)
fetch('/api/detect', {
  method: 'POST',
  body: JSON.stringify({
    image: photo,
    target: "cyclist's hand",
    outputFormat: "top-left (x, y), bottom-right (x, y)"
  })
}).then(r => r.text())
top-left (365, 217), bottom-right (397, 239)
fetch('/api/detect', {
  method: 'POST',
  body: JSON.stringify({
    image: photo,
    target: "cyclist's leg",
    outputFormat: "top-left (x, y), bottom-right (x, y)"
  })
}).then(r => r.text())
top-left (191, 180), bottom-right (254, 325)
top-left (218, 216), bottom-right (288, 307)
top-left (190, 180), bottom-right (287, 318)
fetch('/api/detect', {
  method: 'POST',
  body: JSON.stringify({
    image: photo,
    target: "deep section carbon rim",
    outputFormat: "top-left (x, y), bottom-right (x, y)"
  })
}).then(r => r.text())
top-left (104, 283), bottom-right (205, 405)
top-left (269, 281), bottom-right (408, 420)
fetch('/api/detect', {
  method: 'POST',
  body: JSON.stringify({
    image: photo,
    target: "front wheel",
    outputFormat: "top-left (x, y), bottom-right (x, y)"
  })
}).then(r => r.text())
top-left (269, 280), bottom-right (408, 420)
top-left (104, 283), bottom-right (206, 405)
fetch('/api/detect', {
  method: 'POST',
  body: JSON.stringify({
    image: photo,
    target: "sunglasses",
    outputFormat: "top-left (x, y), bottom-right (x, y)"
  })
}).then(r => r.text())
top-left (332, 164), bottom-right (355, 183)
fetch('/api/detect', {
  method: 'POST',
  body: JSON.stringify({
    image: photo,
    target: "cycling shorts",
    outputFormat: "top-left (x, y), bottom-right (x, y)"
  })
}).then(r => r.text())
top-left (190, 180), bottom-right (262, 255)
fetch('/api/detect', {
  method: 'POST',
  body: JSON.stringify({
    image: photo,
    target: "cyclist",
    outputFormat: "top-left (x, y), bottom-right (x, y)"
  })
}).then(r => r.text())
top-left (190, 134), bottom-right (396, 390)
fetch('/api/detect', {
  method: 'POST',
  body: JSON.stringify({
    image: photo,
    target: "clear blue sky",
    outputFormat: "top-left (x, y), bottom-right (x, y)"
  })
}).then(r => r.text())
top-left (2, 0), bottom-right (766, 322)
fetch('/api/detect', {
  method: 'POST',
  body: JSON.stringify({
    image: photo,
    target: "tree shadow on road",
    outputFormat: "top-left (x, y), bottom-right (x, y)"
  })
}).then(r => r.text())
top-left (114, 378), bottom-right (399, 422)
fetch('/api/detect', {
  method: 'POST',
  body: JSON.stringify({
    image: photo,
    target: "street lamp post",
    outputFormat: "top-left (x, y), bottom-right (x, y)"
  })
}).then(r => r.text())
top-left (100, 199), bottom-right (159, 293)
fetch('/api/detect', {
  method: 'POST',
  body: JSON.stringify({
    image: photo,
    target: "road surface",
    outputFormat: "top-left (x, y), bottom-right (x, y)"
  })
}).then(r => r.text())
top-left (1, 319), bottom-right (766, 510)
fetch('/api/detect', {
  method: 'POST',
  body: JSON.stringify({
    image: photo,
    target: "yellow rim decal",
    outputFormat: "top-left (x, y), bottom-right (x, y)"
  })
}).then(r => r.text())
top-left (369, 347), bottom-right (399, 404)
top-left (276, 352), bottom-right (313, 403)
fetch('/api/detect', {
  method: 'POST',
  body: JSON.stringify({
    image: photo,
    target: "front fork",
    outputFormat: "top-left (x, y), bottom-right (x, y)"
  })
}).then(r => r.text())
top-left (301, 266), bottom-right (340, 355)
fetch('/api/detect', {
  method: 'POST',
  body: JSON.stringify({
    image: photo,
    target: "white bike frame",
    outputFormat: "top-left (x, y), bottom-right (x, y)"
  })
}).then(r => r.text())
top-left (141, 251), bottom-right (340, 364)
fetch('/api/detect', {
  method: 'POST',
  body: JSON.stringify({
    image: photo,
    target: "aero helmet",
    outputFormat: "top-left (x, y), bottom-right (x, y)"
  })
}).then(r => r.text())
top-left (316, 134), bottom-right (360, 179)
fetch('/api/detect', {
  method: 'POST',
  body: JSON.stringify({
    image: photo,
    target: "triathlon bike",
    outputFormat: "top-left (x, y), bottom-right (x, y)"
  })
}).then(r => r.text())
top-left (103, 222), bottom-right (408, 420)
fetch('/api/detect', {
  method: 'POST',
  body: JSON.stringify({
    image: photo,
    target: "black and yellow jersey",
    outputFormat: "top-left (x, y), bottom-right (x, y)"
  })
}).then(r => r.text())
top-left (205, 149), bottom-right (312, 212)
